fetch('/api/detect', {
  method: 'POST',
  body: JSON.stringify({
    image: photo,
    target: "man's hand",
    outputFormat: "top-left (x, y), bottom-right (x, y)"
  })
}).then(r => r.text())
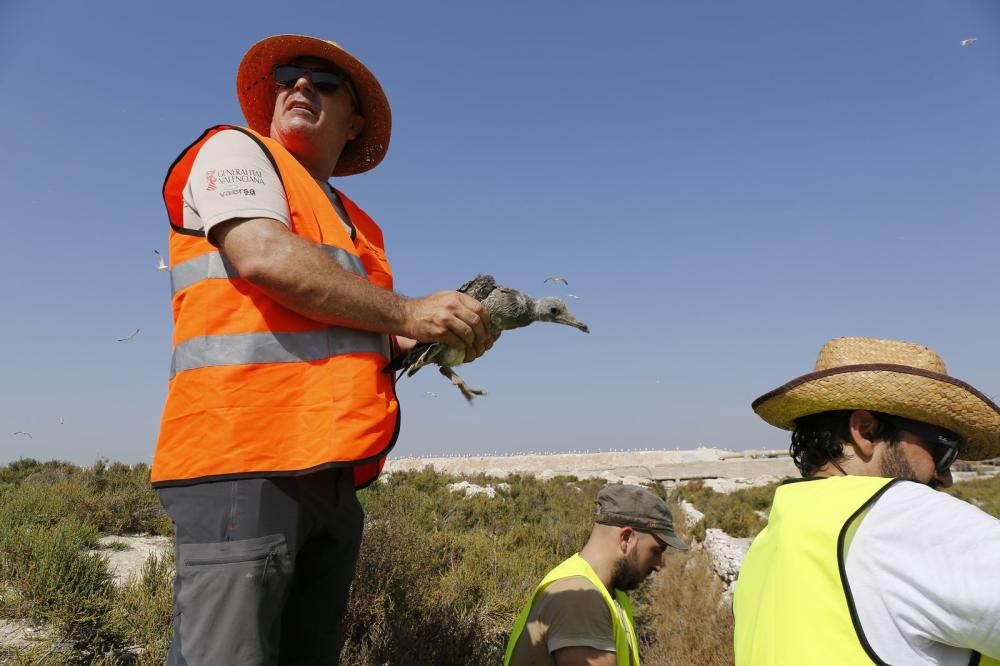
top-left (403, 291), bottom-right (494, 362)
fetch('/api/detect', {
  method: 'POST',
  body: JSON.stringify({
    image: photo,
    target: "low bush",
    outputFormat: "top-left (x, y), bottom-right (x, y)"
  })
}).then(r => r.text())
top-left (671, 480), bottom-right (781, 539)
top-left (1, 457), bottom-right (997, 664)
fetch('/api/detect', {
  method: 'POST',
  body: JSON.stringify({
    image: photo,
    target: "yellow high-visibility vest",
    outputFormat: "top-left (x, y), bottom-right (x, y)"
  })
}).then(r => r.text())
top-left (734, 476), bottom-right (1000, 666)
top-left (505, 553), bottom-right (639, 666)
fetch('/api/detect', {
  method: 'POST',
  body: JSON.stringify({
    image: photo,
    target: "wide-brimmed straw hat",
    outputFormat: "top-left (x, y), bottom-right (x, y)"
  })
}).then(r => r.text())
top-left (752, 337), bottom-right (1000, 461)
top-left (237, 34), bottom-right (391, 177)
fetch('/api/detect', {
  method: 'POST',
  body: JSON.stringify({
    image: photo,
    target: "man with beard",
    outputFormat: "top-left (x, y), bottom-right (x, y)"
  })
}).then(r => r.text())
top-left (735, 337), bottom-right (1000, 665)
top-left (504, 484), bottom-right (689, 665)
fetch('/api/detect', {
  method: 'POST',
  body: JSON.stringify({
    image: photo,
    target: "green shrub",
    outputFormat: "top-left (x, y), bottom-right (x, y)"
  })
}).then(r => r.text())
top-left (672, 480), bottom-right (780, 538)
top-left (946, 475), bottom-right (1000, 518)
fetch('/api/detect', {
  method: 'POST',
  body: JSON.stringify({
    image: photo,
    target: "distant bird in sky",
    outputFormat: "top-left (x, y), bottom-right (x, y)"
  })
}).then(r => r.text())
top-left (154, 250), bottom-right (169, 272)
top-left (117, 328), bottom-right (140, 342)
top-left (544, 276), bottom-right (569, 286)
top-left (385, 274), bottom-right (589, 402)
top-left (57, 417), bottom-right (64, 424)
top-left (12, 431), bottom-right (32, 438)
top-left (424, 391), bottom-right (439, 398)
top-left (960, 37), bottom-right (977, 47)
top-left (567, 294), bottom-right (580, 299)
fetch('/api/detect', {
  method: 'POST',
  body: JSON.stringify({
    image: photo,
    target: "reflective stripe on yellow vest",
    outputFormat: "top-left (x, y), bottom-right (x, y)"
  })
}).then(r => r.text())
top-left (152, 125), bottom-right (399, 489)
top-left (734, 476), bottom-right (1000, 666)
top-left (504, 553), bottom-right (640, 666)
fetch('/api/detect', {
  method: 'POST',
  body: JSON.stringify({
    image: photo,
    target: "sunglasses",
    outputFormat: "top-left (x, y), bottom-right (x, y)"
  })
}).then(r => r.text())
top-left (273, 65), bottom-right (360, 110)
top-left (876, 413), bottom-right (962, 474)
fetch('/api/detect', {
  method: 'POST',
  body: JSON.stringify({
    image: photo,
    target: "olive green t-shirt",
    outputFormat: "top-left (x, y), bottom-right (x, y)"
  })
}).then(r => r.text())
top-left (508, 575), bottom-right (617, 665)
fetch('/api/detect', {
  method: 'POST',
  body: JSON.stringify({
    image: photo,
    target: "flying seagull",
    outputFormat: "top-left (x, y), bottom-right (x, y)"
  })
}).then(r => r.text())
top-left (12, 431), bottom-right (32, 438)
top-left (567, 294), bottom-right (580, 299)
top-left (154, 250), bottom-right (169, 272)
top-left (424, 391), bottom-right (439, 398)
top-left (960, 38), bottom-right (977, 47)
top-left (57, 417), bottom-right (64, 424)
top-left (117, 328), bottom-right (140, 342)
top-left (544, 276), bottom-right (569, 286)
top-left (384, 274), bottom-right (589, 402)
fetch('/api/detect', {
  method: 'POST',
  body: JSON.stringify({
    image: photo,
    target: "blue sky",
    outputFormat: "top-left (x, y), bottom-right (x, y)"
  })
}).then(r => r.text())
top-left (1, 0), bottom-right (998, 465)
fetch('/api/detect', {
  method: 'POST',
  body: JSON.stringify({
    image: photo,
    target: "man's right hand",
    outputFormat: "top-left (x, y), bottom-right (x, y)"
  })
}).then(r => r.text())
top-left (403, 291), bottom-right (493, 363)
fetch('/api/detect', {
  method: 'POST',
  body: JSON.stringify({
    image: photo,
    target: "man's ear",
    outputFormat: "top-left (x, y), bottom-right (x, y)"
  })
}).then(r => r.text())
top-left (618, 526), bottom-right (635, 554)
top-left (346, 115), bottom-right (365, 141)
top-left (848, 409), bottom-right (879, 460)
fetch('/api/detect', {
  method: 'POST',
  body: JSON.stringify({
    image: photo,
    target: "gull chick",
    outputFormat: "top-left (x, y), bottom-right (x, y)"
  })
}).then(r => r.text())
top-left (385, 274), bottom-right (589, 402)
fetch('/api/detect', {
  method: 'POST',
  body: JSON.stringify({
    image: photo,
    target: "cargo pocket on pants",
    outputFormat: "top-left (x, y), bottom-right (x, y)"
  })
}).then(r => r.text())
top-left (175, 533), bottom-right (293, 664)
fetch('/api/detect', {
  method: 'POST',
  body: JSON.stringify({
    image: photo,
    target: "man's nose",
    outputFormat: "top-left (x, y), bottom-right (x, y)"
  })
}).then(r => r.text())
top-left (292, 73), bottom-right (315, 93)
top-left (934, 468), bottom-right (954, 489)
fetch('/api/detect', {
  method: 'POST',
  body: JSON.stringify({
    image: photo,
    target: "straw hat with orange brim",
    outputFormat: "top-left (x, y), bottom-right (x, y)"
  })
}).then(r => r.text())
top-left (237, 35), bottom-right (391, 177)
top-left (752, 337), bottom-right (1000, 461)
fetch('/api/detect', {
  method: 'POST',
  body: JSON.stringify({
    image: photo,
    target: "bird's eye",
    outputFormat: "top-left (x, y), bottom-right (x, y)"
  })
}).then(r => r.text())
top-left (549, 307), bottom-right (559, 315)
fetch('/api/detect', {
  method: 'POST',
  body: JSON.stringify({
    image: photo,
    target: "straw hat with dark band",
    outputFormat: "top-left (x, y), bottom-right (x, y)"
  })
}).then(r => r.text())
top-left (752, 337), bottom-right (1000, 461)
top-left (237, 35), bottom-right (392, 177)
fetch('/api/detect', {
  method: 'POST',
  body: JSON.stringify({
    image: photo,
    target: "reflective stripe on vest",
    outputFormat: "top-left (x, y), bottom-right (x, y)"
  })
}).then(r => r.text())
top-left (153, 125), bottom-right (399, 489)
top-left (504, 553), bottom-right (639, 666)
top-left (170, 246), bottom-right (366, 295)
top-left (170, 327), bottom-right (392, 377)
top-left (734, 476), bottom-right (898, 665)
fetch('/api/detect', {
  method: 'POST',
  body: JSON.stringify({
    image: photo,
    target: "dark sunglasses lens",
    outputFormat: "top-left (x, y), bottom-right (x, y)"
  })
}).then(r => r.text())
top-left (936, 443), bottom-right (959, 473)
top-left (273, 66), bottom-right (304, 86)
top-left (310, 71), bottom-right (346, 91)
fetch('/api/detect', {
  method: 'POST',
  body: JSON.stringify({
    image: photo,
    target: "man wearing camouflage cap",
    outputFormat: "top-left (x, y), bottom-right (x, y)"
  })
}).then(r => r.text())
top-left (505, 484), bottom-right (689, 666)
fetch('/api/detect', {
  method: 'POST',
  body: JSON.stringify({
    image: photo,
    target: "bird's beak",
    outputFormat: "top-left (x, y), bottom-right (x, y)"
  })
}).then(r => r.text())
top-left (556, 315), bottom-right (589, 333)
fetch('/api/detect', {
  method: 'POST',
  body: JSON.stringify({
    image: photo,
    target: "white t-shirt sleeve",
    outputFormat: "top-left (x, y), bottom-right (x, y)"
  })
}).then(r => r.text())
top-left (847, 481), bottom-right (1000, 664)
top-left (181, 129), bottom-right (290, 237)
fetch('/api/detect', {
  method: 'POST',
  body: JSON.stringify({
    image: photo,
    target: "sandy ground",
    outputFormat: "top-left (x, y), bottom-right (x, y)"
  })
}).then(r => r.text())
top-left (92, 535), bottom-right (174, 586)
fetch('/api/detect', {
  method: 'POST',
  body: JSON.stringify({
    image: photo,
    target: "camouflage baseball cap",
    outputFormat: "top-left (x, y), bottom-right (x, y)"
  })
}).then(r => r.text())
top-left (596, 484), bottom-right (689, 551)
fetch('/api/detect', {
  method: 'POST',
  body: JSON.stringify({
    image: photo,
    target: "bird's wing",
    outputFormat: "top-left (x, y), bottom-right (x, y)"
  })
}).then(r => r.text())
top-left (383, 341), bottom-right (442, 376)
top-left (456, 274), bottom-right (497, 302)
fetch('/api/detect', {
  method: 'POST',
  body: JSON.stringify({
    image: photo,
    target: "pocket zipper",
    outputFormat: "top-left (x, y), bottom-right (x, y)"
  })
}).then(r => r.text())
top-left (184, 550), bottom-right (271, 567)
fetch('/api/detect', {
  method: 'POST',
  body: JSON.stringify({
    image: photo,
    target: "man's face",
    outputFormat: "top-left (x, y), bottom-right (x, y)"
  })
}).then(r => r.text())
top-left (610, 531), bottom-right (666, 591)
top-left (269, 57), bottom-right (363, 161)
top-left (880, 430), bottom-right (954, 489)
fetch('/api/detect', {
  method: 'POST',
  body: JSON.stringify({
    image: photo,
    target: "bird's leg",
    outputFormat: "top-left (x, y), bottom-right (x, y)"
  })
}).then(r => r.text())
top-left (439, 366), bottom-right (486, 404)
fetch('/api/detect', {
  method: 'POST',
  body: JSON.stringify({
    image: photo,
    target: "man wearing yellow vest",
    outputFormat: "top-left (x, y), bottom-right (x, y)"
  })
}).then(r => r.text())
top-left (152, 35), bottom-right (495, 665)
top-left (735, 337), bottom-right (1000, 665)
top-left (505, 484), bottom-right (689, 665)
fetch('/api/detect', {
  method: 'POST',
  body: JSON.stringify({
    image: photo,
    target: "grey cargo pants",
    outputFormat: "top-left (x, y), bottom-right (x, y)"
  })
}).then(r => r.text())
top-left (157, 467), bottom-right (363, 665)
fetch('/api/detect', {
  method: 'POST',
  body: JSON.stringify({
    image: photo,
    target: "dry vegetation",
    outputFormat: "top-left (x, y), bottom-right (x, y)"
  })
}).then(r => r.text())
top-left (0, 458), bottom-right (997, 664)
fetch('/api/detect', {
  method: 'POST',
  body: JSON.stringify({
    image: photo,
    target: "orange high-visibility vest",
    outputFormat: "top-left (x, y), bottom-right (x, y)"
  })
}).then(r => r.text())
top-left (152, 125), bottom-right (399, 489)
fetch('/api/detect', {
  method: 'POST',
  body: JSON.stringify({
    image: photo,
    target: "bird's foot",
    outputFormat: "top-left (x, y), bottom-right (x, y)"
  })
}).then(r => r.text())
top-left (439, 366), bottom-right (486, 404)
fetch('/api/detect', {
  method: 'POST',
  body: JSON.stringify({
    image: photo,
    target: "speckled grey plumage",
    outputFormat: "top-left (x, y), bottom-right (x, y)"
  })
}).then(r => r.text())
top-left (384, 274), bottom-right (589, 402)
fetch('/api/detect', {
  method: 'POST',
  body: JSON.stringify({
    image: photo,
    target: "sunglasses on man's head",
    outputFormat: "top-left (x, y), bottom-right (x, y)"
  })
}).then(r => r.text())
top-left (876, 413), bottom-right (962, 474)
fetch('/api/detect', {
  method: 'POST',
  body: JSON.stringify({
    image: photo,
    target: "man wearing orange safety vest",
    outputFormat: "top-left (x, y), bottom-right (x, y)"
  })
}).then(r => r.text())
top-left (152, 35), bottom-right (495, 665)
top-left (735, 337), bottom-right (1000, 665)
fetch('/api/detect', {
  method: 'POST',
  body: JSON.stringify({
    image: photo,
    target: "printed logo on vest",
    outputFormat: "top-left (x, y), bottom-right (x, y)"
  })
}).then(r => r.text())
top-left (205, 171), bottom-right (217, 192)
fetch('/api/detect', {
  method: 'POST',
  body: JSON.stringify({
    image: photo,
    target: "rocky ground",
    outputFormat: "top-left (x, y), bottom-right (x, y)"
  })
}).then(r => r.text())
top-left (385, 446), bottom-right (799, 486)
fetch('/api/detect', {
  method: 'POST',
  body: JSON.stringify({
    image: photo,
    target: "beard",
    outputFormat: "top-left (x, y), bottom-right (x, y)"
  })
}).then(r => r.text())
top-left (880, 443), bottom-right (940, 487)
top-left (609, 548), bottom-right (644, 592)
